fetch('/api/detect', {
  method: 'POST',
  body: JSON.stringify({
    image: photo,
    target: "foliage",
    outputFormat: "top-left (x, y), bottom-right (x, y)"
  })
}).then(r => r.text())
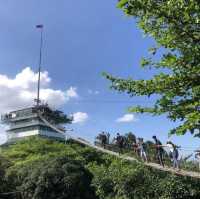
top-left (125, 132), bottom-right (136, 146)
top-left (36, 105), bottom-right (73, 124)
top-left (11, 157), bottom-right (96, 199)
top-left (2, 137), bottom-right (105, 167)
top-left (89, 160), bottom-right (159, 199)
top-left (0, 155), bottom-right (12, 194)
top-left (158, 175), bottom-right (200, 199)
top-left (90, 158), bottom-right (200, 199)
top-left (104, 0), bottom-right (200, 136)
top-left (51, 109), bottom-right (73, 124)
top-left (1, 137), bottom-right (101, 199)
top-left (1, 137), bottom-right (200, 199)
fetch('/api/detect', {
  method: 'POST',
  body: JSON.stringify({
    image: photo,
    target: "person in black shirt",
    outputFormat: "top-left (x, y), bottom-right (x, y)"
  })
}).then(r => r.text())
top-left (101, 132), bottom-right (107, 148)
top-left (116, 133), bottom-right (124, 154)
top-left (152, 136), bottom-right (164, 167)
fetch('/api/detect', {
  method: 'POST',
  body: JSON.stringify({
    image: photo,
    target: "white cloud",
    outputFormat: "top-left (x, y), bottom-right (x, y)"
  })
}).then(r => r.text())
top-left (88, 89), bottom-right (100, 95)
top-left (72, 112), bottom-right (89, 124)
top-left (0, 67), bottom-right (79, 113)
top-left (66, 87), bottom-right (79, 98)
top-left (116, 114), bottom-right (138, 123)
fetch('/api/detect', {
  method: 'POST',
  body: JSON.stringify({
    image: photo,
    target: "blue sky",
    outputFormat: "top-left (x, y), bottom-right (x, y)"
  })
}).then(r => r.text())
top-left (0, 0), bottom-right (199, 153)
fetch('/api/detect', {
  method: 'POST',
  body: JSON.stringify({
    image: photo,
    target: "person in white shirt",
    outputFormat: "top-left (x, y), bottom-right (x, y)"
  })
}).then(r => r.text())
top-left (138, 138), bottom-right (148, 162)
top-left (195, 150), bottom-right (200, 170)
top-left (165, 141), bottom-right (180, 170)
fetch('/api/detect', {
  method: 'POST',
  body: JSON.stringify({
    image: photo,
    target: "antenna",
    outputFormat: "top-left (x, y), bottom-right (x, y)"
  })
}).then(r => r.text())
top-left (35, 24), bottom-right (44, 106)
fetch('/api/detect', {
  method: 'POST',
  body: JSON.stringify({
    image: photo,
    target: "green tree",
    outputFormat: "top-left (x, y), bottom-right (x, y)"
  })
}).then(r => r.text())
top-left (104, 0), bottom-right (200, 136)
top-left (124, 132), bottom-right (136, 149)
top-left (2, 137), bottom-right (200, 199)
top-left (12, 156), bottom-right (97, 199)
top-left (90, 158), bottom-right (200, 199)
top-left (0, 156), bottom-right (7, 193)
top-left (158, 175), bottom-right (200, 199)
top-left (0, 156), bottom-right (11, 193)
top-left (125, 132), bottom-right (136, 143)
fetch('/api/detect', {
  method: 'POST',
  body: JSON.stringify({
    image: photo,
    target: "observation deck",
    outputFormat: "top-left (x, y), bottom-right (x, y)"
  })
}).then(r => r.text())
top-left (1, 105), bottom-right (68, 142)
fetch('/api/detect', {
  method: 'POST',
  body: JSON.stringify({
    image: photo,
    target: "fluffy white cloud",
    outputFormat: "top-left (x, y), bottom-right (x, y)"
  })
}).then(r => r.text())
top-left (0, 67), bottom-right (79, 113)
top-left (116, 114), bottom-right (138, 123)
top-left (0, 67), bottom-right (51, 90)
top-left (72, 112), bottom-right (89, 124)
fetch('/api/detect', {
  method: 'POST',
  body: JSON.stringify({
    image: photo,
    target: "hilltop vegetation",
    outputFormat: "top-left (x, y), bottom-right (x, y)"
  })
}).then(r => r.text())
top-left (0, 137), bottom-right (200, 199)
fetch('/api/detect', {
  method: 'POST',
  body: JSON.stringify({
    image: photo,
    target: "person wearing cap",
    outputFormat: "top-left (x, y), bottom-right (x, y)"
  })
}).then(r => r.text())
top-left (152, 135), bottom-right (165, 167)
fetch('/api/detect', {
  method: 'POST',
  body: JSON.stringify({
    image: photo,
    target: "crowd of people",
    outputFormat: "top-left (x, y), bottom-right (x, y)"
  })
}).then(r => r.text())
top-left (131, 134), bottom-right (181, 170)
top-left (96, 132), bottom-right (200, 171)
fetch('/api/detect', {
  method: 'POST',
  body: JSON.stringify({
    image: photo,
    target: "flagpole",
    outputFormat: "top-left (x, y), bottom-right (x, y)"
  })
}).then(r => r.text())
top-left (36, 25), bottom-right (43, 106)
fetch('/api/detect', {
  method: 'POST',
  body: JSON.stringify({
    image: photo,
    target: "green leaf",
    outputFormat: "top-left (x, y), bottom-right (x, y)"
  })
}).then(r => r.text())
top-left (117, 0), bottom-right (128, 8)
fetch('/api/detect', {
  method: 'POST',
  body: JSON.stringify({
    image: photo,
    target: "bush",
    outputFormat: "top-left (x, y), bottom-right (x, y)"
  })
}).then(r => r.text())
top-left (2, 137), bottom-right (200, 199)
top-left (0, 155), bottom-right (12, 195)
top-left (9, 156), bottom-right (97, 199)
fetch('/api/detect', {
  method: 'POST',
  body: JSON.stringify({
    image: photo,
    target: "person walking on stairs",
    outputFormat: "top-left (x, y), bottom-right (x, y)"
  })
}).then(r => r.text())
top-left (152, 136), bottom-right (165, 167)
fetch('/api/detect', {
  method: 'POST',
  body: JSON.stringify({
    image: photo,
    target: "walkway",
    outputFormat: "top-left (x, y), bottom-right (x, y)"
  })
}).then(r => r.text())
top-left (39, 113), bottom-right (200, 180)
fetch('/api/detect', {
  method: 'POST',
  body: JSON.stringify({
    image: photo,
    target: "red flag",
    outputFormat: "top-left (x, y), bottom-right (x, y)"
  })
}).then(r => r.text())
top-left (36, 24), bottom-right (43, 28)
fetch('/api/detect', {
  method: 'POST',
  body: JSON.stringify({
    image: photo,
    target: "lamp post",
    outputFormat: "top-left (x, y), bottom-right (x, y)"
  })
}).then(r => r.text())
top-left (35, 24), bottom-right (44, 106)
